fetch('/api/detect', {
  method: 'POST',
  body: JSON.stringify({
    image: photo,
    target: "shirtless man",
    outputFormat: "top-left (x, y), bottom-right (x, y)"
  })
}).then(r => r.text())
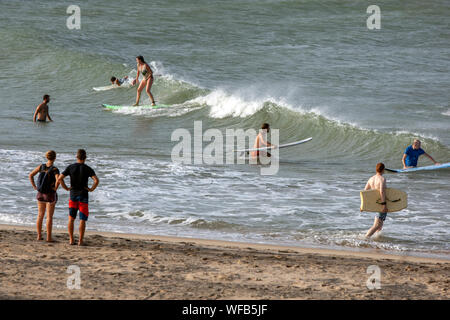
top-left (33, 95), bottom-right (53, 122)
top-left (250, 123), bottom-right (277, 161)
top-left (364, 162), bottom-right (388, 238)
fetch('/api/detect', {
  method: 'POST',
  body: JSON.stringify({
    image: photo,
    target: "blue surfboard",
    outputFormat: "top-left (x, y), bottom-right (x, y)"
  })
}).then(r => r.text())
top-left (386, 162), bottom-right (450, 173)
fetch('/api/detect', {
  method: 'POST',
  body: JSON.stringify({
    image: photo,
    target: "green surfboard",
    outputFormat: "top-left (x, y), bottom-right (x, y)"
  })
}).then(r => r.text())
top-left (102, 104), bottom-right (170, 110)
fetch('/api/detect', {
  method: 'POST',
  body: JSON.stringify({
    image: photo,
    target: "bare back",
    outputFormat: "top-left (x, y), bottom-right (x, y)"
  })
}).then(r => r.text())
top-left (365, 174), bottom-right (386, 192)
top-left (250, 132), bottom-right (267, 158)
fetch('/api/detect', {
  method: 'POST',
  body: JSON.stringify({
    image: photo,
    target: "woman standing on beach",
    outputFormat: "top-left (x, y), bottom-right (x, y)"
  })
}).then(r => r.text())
top-left (29, 150), bottom-right (60, 242)
top-left (133, 55), bottom-right (156, 106)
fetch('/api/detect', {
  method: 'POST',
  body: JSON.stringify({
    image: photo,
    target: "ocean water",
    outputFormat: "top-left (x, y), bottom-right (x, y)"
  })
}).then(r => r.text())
top-left (0, 0), bottom-right (449, 258)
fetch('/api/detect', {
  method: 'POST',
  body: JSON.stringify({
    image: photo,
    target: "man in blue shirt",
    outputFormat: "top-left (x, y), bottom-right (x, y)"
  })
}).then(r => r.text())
top-left (402, 139), bottom-right (439, 169)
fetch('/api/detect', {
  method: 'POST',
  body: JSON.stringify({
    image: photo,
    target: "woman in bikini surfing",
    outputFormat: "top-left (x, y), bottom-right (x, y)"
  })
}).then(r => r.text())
top-left (133, 55), bottom-right (156, 106)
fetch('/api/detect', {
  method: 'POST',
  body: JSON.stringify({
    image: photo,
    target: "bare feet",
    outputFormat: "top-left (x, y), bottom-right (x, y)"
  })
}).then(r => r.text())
top-left (78, 241), bottom-right (85, 246)
top-left (132, 103), bottom-right (139, 107)
top-left (37, 236), bottom-right (43, 241)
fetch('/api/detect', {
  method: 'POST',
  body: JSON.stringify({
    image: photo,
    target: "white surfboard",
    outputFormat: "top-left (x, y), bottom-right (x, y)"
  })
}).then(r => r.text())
top-left (93, 78), bottom-right (135, 91)
top-left (234, 137), bottom-right (312, 153)
top-left (360, 188), bottom-right (407, 213)
top-left (93, 84), bottom-right (118, 91)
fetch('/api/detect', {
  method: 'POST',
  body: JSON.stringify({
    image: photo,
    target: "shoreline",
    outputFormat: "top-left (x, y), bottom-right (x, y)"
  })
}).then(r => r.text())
top-left (0, 223), bottom-right (448, 264)
top-left (1, 223), bottom-right (449, 299)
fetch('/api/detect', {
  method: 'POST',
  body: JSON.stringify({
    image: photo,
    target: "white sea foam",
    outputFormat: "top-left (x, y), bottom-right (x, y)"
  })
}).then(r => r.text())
top-left (189, 89), bottom-right (265, 118)
top-left (188, 88), bottom-right (377, 135)
top-left (1, 146), bottom-right (448, 257)
top-left (391, 130), bottom-right (442, 143)
top-left (110, 103), bottom-right (197, 118)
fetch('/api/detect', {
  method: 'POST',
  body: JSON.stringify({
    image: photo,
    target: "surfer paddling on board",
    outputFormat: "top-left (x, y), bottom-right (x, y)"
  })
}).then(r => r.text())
top-left (364, 163), bottom-right (388, 238)
top-left (133, 55), bottom-right (156, 106)
top-left (110, 76), bottom-right (134, 87)
top-left (33, 95), bottom-right (53, 123)
top-left (250, 123), bottom-right (277, 161)
top-left (402, 139), bottom-right (439, 169)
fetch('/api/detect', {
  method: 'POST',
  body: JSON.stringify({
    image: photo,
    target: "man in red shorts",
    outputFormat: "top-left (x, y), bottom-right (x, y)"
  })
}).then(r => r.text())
top-left (57, 149), bottom-right (99, 245)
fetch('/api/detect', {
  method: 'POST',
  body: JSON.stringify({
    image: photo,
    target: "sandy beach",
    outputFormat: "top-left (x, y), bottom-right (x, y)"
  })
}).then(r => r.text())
top-left (0, 224), bottom-right (448, 300)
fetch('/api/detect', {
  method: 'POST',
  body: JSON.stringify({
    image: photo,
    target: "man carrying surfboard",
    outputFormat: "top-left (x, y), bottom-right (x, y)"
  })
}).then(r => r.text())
top-left (364, 163), bottom-right (388, 238)
top-left (402, 139), bottom-right (439, 169)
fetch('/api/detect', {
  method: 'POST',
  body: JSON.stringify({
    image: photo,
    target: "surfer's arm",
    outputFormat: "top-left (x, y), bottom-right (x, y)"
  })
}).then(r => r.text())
top-left (57, 174), bottom-right (71, 191)
top-left (46, 111), bottom-right (53, 122)
top-left (29, 165), bottom-right (41, 190)
top-left (146, 64), bottom-right (153, 76)
top-left (86, 175), bottom-right (99, 192)
top-left (260, 136), bottom-right (275, 148)
top-left (380, 180), bottom-right (387, 213)
top-left (424, 152), bottom-right (439, 165)
top-left (135, 66), bottom-right (140, 83)
top-left (401, 154), bottom-right (412, 169)
top-left (53, 172), bottom-right (60, 191)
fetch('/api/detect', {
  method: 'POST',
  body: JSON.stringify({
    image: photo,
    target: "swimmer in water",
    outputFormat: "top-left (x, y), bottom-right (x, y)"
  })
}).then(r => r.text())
top-left (110, 76), bottom-right (133, 86)
top-left (33, 95), bottom-right (53, 123)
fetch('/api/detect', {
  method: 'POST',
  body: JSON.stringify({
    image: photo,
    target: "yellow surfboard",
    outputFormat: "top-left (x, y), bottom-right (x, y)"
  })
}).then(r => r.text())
top-left (360, 188), bottom-right (407, 213)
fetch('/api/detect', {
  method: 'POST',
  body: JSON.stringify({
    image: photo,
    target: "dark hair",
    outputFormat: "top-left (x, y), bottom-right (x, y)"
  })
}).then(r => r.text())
top-left (261, 123), bottom-right (270, 130)
top-left (43, 95), bottom-right (50, 102)
top-left (110, 76), bottom-right (117, 82)
top-left (376, 162), bottom-right (385, 173)
top-left (136, 55), bottom-right (145, 63)
top-left (77, 149), bottom-right (87, 161)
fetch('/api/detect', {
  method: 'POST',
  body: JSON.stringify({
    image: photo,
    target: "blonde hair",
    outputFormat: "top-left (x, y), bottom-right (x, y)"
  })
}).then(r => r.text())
top-left (46, 150), bottom-right (56, 161)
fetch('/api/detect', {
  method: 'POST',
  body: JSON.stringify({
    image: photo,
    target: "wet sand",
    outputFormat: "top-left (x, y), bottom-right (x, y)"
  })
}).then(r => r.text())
top-left (0, 224), bottom-right (448, 299)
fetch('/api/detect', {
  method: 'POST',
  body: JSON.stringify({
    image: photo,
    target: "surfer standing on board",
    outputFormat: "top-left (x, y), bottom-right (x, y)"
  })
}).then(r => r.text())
top-left (364, 163), bottom-right (388, 238)
top-left (250, 123), bottom-right (277, 161)
top-left (402, 139), bottom-right (439, 169)
top-left (133, 55), bottom-right (156, 106)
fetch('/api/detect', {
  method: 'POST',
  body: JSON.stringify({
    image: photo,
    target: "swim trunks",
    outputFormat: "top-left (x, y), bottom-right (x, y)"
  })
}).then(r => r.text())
top-left (377, 212), bottom-right (387, 221)
top-left (69, 195), bottom-right (89, 221)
